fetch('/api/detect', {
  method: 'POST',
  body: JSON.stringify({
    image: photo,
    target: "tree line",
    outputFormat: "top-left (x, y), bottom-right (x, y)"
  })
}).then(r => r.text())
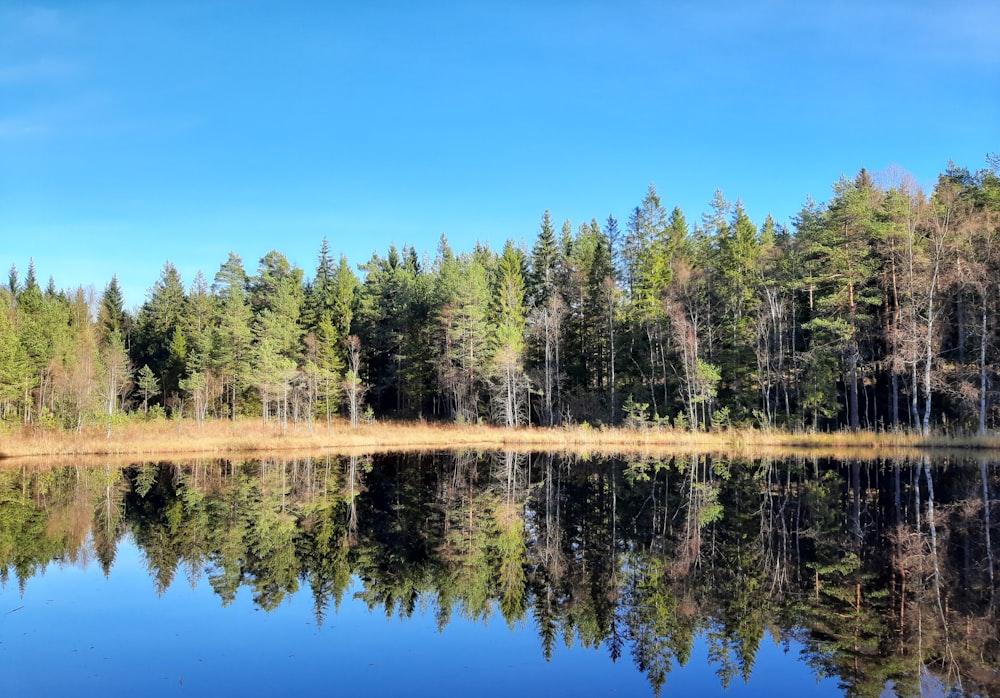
top-left (2, 158), bottom-right (999, 432)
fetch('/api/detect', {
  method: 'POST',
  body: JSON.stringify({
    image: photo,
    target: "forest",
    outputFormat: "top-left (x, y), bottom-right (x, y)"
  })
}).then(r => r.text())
top-left (1, 158), bottom-right (999, 434)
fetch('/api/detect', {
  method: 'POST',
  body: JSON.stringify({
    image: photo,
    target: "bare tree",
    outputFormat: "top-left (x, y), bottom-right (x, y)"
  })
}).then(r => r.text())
top-left (344, 335), bottom-right (366, 429)
top-left (528, 294), bottom-right (566, 426)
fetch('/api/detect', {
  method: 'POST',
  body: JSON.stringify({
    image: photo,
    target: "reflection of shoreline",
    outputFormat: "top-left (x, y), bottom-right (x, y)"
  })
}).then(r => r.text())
top-left (1, 454), bottom-right (998, 697)
top-left (5, 418), bottom-right (998, 465)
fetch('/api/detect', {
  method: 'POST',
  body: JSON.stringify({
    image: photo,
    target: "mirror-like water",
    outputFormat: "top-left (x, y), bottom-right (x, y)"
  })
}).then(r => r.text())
top-left (1, 452), bottom-right (997, 696)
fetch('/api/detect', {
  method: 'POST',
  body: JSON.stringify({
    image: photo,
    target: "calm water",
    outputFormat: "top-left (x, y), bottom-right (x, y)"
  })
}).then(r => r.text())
top-left (1, 452), bottom-right (997, 696)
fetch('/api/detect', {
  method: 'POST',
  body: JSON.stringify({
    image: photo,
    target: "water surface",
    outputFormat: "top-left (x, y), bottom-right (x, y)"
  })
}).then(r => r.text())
top-left (2, 452), bottom-right (997, 696)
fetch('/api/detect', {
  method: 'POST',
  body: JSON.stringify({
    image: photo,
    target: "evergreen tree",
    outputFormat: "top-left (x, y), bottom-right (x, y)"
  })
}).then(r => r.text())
top-left (6, 265), bottom-right (18, 296)
top-left (331, 254), bottom-right (358, 341)
top-left (604, 214), bottom-right (622, 423)
top-left (356, 245), bottom-right (427, 415)
top-left (133, 262), bottom-right (187, 404)
top-left (625, 185), bottom-right (672, 417)
top-left (528, 210), bottom-right (559, 305)
top-left (249, 251), bottom-right (304, 426)
top-left (434, 244), bottom-right (490, 422)
top-left (166, 326), bottom-right (188, 414)
top-left (805, 172), bottom-right (882, 430)
top-left (185, 271), bottom-right (215, 374)
top-left (17, 266), bottom-right (72, 423)
top-left (0, 295), bottom-right (30, 420)
top-left (527, 212), bottom-right (566, 425)
top-left (397, 245), bottom-right (435, 416)
top-left (97, 275), bottom-right (130, 342)
top-left (713, 200), bottom-right (762, 421)
top-left (585, 219), bottom-right (615, 407)
top-left (136, 364), bottom-right (160, 415)
top-left (303, 237), bottom-right (336, 330)
top-left (212, 252), bottom-right (253, 420)
top-left (250, 250), bottom-right (304, 358)
top-left (490, 241), bottom-right (528, 427)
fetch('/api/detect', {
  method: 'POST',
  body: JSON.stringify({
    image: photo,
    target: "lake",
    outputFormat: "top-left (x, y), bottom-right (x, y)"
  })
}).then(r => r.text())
top-left (1, 452), bottom-right (997, 696)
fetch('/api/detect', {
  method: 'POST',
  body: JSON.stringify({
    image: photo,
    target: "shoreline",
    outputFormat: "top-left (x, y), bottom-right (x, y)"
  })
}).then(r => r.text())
top-left (3, 418), bottom-right (1000, 466)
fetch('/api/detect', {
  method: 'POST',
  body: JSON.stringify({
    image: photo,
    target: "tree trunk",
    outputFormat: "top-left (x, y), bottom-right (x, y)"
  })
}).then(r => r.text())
top-left (848, 333), bottom-right (860, 430)
top-left (981, 458), bottom-right (995, 607)
top-left (847, 282), bottom-right (860, 430)
top-left (921, 254), bottom-right (940, 436)
top-left (980, 307), bottom-right (988, 436)
top-left (608, 290), bottom-right (616, 424)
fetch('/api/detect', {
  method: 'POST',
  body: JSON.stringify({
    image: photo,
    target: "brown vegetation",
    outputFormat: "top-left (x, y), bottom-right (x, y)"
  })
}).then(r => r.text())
top-left (3, 417), bottom-right (1000, 466)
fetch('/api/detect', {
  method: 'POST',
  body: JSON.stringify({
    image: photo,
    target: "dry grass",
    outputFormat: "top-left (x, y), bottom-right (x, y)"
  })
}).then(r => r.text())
top-left (1, 418), bottom-right (999, 467)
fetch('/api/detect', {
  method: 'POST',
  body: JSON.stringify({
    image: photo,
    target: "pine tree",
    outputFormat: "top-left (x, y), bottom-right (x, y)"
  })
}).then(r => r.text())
top-left (303, 237), bottom-right (336, 330)
top-left (17, 265), bottom-right (72, 423)
top-left (434, 246), bottom-right (490, 422)
top-left (355, 245), bottom-right (417, 415)
top-left (136, 364), bottom-right (160, 415)
top-left (185, 271), bottom-right (215, 373)
top-left (0, 295), bottom-right (31, 420)
top-left (98, 276), bottom-right (129, 342)
top-left (6, 265), bottom-right (18, 296)
top-left (212, 252), bottom-right (253, 420)
top-left (625, 185), bottom-right (672, 416)
top-left (527, 211), bottom-right (566, 425)
top-left (794, 176), bottom-right (882, 430)
top-left (713, 200), bottom-right (761, 421)
top-left (332, 254), bottom-right (358, 338)
top-left (250, 251), bottom-right (304, 427)
top-left (816, 172), bottom-right (883, 430)
top-left (490, 241), bottom-right (528, 427)
top-left (133, 262), bottom-right (187, 404)
top-left (166, 326), bottom-right (188, 414)
top-left (528, 210), bottom-right (559, 305)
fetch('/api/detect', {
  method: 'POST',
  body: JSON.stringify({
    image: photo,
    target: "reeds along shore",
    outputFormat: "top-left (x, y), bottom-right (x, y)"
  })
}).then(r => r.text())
top-left (2, 418), bottom-right (1000, 464)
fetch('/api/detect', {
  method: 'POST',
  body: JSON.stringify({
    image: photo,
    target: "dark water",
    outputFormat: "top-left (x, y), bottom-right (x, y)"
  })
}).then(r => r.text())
top-left (1, 452), bottom-right (997, 696)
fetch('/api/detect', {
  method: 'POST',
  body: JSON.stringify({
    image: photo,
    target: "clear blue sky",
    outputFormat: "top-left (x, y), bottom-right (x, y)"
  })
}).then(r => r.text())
top-left (2, 1), bottom-right (997, 308)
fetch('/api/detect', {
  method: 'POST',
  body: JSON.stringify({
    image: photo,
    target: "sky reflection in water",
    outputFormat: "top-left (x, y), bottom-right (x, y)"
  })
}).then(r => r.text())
top-left (3, 452), bottom-right (996, 696)
top-left (2, 533), bottom-right (836, 697)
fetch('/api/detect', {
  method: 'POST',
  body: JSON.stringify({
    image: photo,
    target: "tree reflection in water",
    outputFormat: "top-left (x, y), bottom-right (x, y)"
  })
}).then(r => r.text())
top-left (1, 452), bottom-right (998, 696)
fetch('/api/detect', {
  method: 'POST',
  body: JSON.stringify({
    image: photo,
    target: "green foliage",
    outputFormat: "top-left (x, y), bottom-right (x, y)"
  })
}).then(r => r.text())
top-left (490, 241), bottom-right (529, 427)
top-left (97, 275), bottom-right (129, 341)
top-left (0, 297), bottom-right (31, 417)
top-left (528, 210), bottom-right (559, 305)
top-left (4, 158), bottom-right (1000, 432)
top-left (2, 453), bottom-right (997, 698)
top-left (435, 249), bottom-right (490, 423)
top-left (212, 252), bottom-right (253, 417)
top-left (133, 262), bottom-right (187, 401)
top-left (693, 481), bottom-right (724, 525)
top-left (136, 364), bottom-right (160, 414)
top-left (624, 459), bottom-right (652, 484)
top-left (623, 395), bottom-right (650, 429)
top-left (712, 405), bottom-right (730, 430)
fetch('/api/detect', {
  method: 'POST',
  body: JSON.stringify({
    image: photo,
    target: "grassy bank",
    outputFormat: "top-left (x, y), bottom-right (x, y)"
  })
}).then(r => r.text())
top-left (3, 418), bottom-right (1000, 465)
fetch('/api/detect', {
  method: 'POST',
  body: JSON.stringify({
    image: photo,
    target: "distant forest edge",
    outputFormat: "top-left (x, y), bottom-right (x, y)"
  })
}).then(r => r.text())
top-left (3, 158), bottom-right (1000, 434)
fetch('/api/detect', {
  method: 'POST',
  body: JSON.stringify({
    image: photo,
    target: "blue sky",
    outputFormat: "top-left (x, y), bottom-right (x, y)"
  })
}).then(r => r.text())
top-left (2, 1), bottom-right (997, 308)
